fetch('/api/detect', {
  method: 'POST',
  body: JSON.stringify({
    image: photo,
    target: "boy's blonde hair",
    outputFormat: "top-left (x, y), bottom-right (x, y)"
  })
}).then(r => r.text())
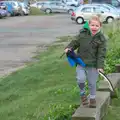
top-left (89, 15), bottom-right (102, 26)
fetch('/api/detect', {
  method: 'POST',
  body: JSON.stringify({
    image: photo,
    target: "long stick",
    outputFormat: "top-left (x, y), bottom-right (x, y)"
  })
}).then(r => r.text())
top-left (98, 70), bottom-right (114, 92)
top-left (60, 52), bottom-right (65, 59)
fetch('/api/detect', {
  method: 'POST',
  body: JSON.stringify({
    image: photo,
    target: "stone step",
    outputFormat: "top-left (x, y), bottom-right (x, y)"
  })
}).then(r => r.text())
top-left (72, 91), bottom-right (110, 120)
top-left (97, 73), bottom-right (120, 98)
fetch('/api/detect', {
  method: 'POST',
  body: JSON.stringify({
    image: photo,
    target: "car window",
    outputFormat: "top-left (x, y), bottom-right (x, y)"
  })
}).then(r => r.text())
top-left (37, 3), bottom-right (43, 6)
top-left (50, 2), bottom-right (57, 5)
top-left (0, 2), bottom-right (4, 5)
top-left (81, 7), bottom-right (92, 12)
top-left (93, 7), bottom-right (101, 13)
top-left (56, 2), bottom-right (63, 5)
top-left (100, 6), bottom-right (110, 12)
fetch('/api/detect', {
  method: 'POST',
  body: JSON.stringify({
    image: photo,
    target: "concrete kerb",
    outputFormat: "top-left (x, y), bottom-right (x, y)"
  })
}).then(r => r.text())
top-left (72, 66), bottom-right (120, 120)
top-left (72, 91), bottom-right (110, 120)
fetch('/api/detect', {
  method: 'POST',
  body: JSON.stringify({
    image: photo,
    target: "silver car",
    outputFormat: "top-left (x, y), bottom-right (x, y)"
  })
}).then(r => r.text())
top-left (30, 1), bottom-right (50, 9)
top-left (71, 4), bottom-right (120, 24)
top-left (40, 2), bottom-right (75, 14)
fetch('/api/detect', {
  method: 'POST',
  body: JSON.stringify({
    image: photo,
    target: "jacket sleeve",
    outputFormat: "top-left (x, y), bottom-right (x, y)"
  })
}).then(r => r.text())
top-left (97, 35), bottom-right (107, 69)
top-left (65, 33), bottom-right (81, 50)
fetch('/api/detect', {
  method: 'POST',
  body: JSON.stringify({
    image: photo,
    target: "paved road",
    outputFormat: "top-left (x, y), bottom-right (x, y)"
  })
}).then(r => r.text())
top-left (0, 15), bottom-right (81, 76)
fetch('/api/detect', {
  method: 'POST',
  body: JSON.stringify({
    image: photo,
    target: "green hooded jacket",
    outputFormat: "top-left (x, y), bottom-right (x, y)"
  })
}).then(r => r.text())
top-left (66, 21), bottom-right (107, 69)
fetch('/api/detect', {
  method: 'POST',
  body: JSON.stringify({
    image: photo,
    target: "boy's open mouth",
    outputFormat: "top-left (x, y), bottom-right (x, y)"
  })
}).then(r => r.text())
top-left (91, 30), bottom-right (97, 34)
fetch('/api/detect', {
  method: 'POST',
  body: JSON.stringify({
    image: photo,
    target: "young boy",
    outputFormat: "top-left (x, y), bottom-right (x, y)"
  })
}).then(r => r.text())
top-left (64, 16), bottom-right (107, 108)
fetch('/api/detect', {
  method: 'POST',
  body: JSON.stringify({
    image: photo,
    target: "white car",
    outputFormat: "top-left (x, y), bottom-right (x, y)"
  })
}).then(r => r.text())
top-left (71, 4), bottom-right (120, 24)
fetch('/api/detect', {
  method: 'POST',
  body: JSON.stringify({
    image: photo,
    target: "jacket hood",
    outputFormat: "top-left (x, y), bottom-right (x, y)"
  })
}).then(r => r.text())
top-left (83, 21), bottom-right (90, 30)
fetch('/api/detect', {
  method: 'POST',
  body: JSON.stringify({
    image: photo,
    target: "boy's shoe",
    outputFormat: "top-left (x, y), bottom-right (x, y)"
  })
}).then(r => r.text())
top-left (81, 95), bottom-right (89, 106)
top-left (89, 98), bottom-right (96, 108)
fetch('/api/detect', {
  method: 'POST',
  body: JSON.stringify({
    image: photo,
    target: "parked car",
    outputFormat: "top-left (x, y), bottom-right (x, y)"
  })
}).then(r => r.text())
top-left (30, 1), bottom-right (50, 9)
top-left (0, 8), bottom-right (7, 18)
top-left (71, 4), bottom-right (120, 24)
top-left (5, 3), bottom-right (15, 16)
top-left (18, 2), bottom-right (30, 15)
top-left (0, 2), bottom-right (14, 16)
top-left (40, 1), bottom-right (76, 14)
top-left (3, 1), bottom-right (23, 16)
top-left (89, 0), bottom-right (120, 8)
top-left (0, 2), bottom-right (6, 9)
top-left (50, 0), bottom-right (79, 6)
top-left (62, 0), bottom-right (79, 7)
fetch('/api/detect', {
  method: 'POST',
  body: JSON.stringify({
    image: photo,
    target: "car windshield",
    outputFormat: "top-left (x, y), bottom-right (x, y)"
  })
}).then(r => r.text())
top-left (74, 6), bottom-right (82, 11)
top-left (104, 4), bottom-right (119, 12)
top-left (102, 5), bottom-right (111, 10)
top-left (105, 4), bottom-right (118, 9)
top-left (0, 2), bottom-right (5, 5)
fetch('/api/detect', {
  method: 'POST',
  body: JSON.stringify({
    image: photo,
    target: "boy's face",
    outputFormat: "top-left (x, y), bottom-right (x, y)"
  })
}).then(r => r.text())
top-left (89, 20), bottom-right (101, 35)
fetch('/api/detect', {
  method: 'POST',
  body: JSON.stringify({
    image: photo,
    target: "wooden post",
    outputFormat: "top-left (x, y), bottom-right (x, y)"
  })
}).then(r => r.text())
top-left (115, 64), bottom-right (120, 72)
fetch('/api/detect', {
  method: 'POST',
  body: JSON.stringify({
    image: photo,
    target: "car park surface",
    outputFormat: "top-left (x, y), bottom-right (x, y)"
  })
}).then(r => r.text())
top-left (0, 14), bottom-right (80, 76)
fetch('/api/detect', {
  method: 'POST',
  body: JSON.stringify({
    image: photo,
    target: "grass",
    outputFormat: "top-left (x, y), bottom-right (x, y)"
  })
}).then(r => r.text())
top-left (0, 22), bottom-right (120, 120)
top-left (103, 93), bottom-right (120, 120)
top-left (0, 44), bottom-right (80, 120)
top-left (30, 7), bottom-right (54, 16)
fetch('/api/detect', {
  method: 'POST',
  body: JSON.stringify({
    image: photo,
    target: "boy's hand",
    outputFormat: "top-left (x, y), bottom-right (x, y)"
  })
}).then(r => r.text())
top-left (97, 68), bottom-right (104, 73)
top-left (64, 48), bottom-right (71, 53)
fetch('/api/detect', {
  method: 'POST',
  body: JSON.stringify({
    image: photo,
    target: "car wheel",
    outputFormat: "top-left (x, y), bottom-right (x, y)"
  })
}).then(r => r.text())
top-left (20, 11), bottom-right (25, 16)
top-left (106, 17), bottom-right (114, 23)
top-left (68, 9), bottom-right (73, 14)
top-left (76, 17), bottom-right (84, 24)
top-left (45, 8), bottom-right (51, 14)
